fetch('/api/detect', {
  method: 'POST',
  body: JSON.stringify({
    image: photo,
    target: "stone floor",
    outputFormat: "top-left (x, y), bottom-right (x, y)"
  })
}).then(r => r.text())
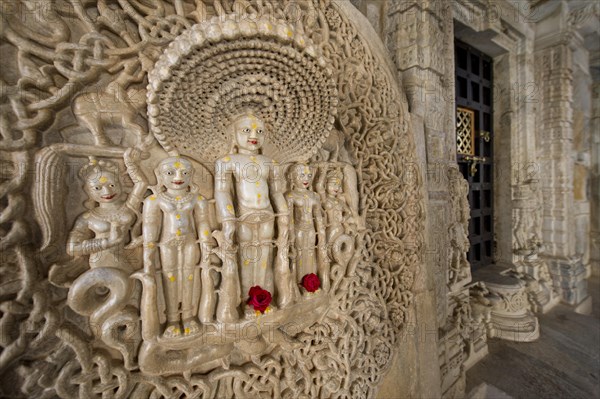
top-left (466, 274), bottom-right (600, 399)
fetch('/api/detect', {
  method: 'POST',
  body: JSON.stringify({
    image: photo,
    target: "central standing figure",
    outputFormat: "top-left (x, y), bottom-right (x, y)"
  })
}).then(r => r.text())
top-left (214, 111), bottom-right (291, 314)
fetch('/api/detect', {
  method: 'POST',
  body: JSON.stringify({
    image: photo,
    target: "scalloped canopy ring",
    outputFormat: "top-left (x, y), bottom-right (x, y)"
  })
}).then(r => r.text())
top-left (147, 15), bottom-right (339, 164)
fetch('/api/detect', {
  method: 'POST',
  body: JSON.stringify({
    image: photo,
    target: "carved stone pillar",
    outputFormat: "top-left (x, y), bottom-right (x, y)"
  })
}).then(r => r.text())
top-left (591, 73), bottom-right (600, 274)
top-left (511, 181), bottom-right (561, 313)
top-left (534, 4), bottom-right (597, 311)
top-left (385, 2), bottom-right (471, 398)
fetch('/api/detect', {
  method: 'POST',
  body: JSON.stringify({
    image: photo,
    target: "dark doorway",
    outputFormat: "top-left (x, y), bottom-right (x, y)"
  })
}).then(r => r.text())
top-left (454, 39), bottom-right (494, 270)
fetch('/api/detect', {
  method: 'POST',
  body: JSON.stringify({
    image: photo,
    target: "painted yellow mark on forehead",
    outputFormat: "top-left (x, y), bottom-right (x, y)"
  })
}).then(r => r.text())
top-left (173, 161), bottom-right (182, 169)
top-left (99, 176), bottom-right (108, 183)
top-left (304, 167), bottom-right (310, 174)
top-left (286, 28), bottom-right (292, 37)
top-left (251, 122), bottom-right (258, 130)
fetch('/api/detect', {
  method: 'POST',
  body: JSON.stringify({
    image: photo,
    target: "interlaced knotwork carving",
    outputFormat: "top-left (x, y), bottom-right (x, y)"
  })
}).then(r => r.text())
top-left (0, 1), bottom-right (424, 398)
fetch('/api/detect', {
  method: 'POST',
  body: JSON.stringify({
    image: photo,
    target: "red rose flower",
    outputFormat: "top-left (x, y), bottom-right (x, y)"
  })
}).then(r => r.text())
top-left (247, 286), bottom-right (272, 313)
top-left (301, 273), bottom-right (320, 293)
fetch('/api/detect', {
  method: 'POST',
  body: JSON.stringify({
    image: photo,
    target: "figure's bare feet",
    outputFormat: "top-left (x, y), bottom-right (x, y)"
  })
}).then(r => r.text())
top-left (244, 305), bottom-right (276, 319)
top-left (302, 288), bottom-right (321, 297)
top-left (183, 318), bottom-right (201, 336)
top-left (163, 323), bottom-right (181, 338)
top-left (244, 306), bottom-right (258, 319)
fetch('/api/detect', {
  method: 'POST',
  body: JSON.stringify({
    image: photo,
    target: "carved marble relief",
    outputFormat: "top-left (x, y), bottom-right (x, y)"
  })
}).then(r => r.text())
top-left (447, 167), bottom-right (472, 290)
top-left (0, 1), bottom-right (424, 397)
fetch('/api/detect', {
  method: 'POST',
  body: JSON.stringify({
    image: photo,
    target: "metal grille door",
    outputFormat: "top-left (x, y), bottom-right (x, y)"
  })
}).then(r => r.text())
top-left (455, 40), bottom-right (494, 270)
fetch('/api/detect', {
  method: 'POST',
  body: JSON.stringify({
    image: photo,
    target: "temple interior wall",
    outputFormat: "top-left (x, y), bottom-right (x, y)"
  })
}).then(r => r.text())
top-left (0, 0), bottom-right (596, 398)
top-left (350, 0), bottom-right (598, 397)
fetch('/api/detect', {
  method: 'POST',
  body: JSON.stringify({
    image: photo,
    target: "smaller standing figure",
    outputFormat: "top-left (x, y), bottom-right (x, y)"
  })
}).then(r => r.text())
top-left (287, 164), bottom-right (328, 291)
top-left (448, 175), bottom-right (470, 286)
top-left (319, 167), bottom-right (356, 275)
top-left (67, 149), bottom-right (147, 273)
top-left (322, 168), bottom-right (356, 243)
top-left (142, 157), bottom-right (211, 338)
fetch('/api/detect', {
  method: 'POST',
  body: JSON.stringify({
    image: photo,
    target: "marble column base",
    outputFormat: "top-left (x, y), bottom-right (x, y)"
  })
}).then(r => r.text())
top-left (545, 255), bottom-right (591, 314)
top-left (470, 266), bottom-right (540, 343)
top-left (511, 254), bottom-right (561, 314)
top-left (463, 332), bottom-right (489, 371)
top-left (439, 326), bottom-right (466, 397)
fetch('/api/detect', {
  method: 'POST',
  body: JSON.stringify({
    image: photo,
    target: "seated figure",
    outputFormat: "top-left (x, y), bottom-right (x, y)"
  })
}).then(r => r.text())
top-left (142, 157), bottom-right (211, 337)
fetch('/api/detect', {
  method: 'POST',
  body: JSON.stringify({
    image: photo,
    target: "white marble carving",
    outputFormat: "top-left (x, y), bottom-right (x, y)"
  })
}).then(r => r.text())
top-left (2, 1), bottom-right (424, 397)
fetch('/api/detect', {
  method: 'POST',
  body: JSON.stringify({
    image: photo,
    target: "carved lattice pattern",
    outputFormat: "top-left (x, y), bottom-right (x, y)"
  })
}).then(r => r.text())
top-left (456, 107), bottom-right (474, 155)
